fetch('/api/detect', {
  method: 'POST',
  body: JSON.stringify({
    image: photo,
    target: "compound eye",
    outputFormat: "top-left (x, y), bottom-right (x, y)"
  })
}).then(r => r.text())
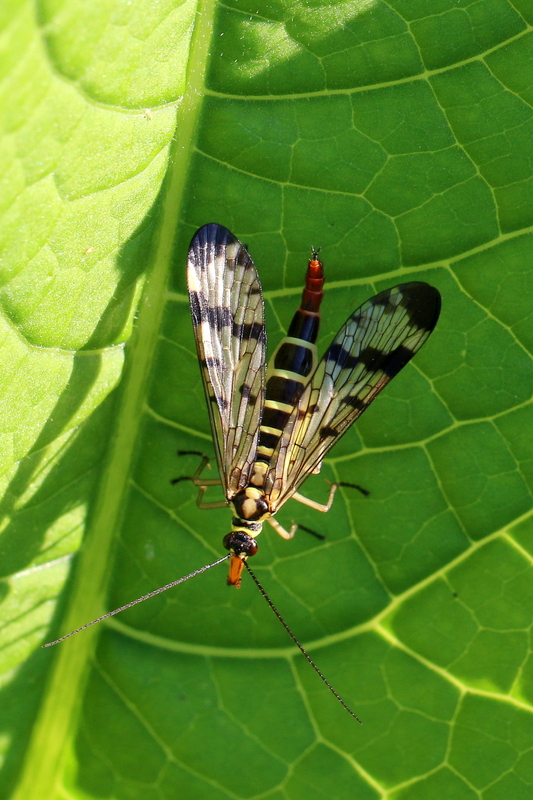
top-left (246, 537), bottom-right (259, 557)
top-left (223, 532), bottom-right (258, 557)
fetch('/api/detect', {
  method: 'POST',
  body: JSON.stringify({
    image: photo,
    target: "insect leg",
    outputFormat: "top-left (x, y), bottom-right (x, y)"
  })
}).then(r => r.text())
top-left (267, 484), bottom-right (369, 541)
top-left (171, 451), bottom-right (225, 509)
top-left (266, 516), bottom-right (325, 541)
top-left (292, 480), bottom-right (369, 513)
top-left (266, 516), bottom-right (298, 540)
top-left (194, 486), bottom-right (227, 510)
top-left (171, 451), bottom-right (221, 487)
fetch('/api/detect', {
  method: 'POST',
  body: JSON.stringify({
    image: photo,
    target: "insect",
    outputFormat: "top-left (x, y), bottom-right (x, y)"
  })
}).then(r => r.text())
top-left (45, 223), bottom-right (440, 721)
top-left (185, 223), bottom-right (441, 586)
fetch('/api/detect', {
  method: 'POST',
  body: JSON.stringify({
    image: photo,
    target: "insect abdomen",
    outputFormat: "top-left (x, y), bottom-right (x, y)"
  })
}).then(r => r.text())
top-left (255, 253), bottom-right (325, 468)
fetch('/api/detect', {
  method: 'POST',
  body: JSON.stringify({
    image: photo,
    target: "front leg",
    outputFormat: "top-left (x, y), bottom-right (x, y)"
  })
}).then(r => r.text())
top-left (266, 516), bottom-right (298, 540)
top-left (171, 451), bottom-right (226, 508)
top-left (292, 480), bottom-right (369, 513)
top-left (194, 486), bottom-right (227, 510)
top-left (171, 451), bottom-right (221, 487)
top-left (270, 481), bottom-right (368, 540)
top-left (266, 517), bottom-right (324, 541)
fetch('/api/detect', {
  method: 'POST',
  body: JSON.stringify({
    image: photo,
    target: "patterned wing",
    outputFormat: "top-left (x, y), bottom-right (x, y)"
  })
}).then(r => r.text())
top-left (264, 282), bottom-right (441, 508)
top-left (187, 224), bottom-right (266, 498)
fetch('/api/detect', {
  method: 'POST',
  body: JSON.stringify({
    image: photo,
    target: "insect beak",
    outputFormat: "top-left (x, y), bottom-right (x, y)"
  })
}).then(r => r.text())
top-left (227, 555), bottom-right (245, 587)
top-left (222, 531), bottom-right (259, 587)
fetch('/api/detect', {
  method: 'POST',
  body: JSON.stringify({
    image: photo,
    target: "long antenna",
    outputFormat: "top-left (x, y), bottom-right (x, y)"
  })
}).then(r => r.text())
top-left (244, 561), bottom-right (362, 723)
top-left (43, 555), bottom-right (230, 648)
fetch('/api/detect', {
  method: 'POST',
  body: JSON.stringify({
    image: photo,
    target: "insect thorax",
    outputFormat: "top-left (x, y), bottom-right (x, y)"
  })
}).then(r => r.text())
top-left (231, 486), bottom-right (270, 526)
top-left (224, 487), bottom-right (269, 586)
top-left (222, 487), bottom-right (271, 584)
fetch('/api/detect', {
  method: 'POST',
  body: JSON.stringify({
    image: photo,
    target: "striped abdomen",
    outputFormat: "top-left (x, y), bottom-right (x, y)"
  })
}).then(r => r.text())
top-left (254, 252), bottom-right (325, 470)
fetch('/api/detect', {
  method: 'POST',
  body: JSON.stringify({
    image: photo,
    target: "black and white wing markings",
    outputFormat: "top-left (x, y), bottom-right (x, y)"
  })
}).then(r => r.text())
top-left (187, 223), bottom-right (266, 497)
top-left (264, 282), bottom-right (441, 508)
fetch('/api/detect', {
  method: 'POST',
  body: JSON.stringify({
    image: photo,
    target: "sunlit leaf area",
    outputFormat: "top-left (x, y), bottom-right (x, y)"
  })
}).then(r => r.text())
top-left (2, 0), bottom-right (533, 798)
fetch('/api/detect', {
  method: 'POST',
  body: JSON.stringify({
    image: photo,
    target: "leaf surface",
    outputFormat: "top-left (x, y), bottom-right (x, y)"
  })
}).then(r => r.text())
top-left (2, 1), bottom-right (533, 799)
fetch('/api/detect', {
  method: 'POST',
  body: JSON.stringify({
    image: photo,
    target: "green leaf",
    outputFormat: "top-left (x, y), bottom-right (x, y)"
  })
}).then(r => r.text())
top-left (3, 1), bottom-right (533, 799)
